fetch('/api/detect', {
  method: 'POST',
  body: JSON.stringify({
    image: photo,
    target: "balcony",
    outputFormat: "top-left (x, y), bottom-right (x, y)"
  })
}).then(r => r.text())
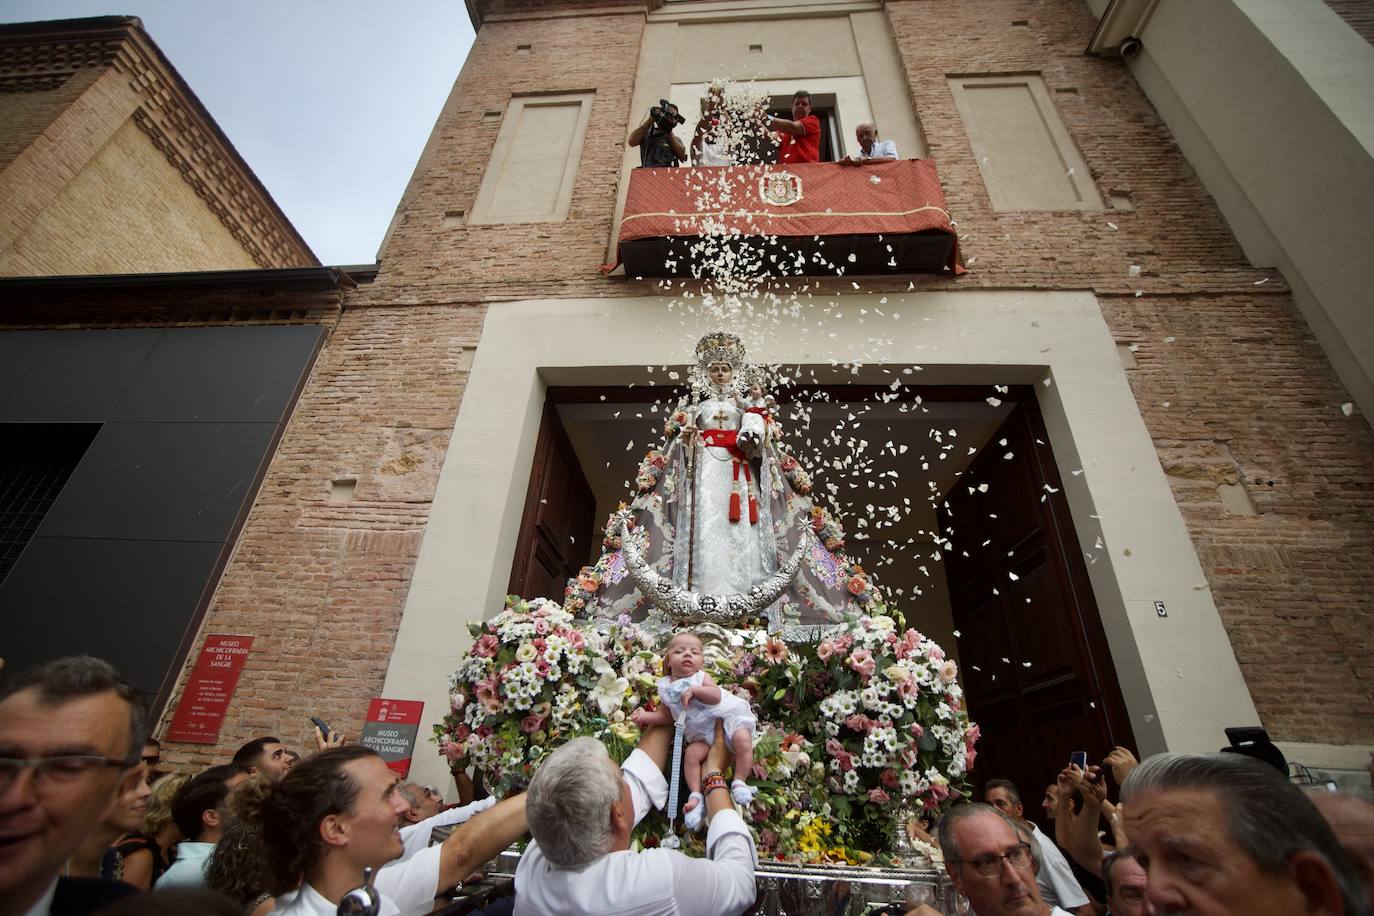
top-left (611, 159), bottom-right (963, 279)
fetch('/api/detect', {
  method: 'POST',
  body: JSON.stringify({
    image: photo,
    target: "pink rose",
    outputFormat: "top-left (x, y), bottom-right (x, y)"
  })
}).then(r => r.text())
top-left (825, 738), bottom-right (846, 758)
top-left (534, 619), bottom-right (549, 636)
top-left (939, 660), bottom-right (959, 684)
top-left (450, 692), bottom-right (466, 711)
top-left (837, 751), bottom-right (855, 772)
top-left (472, 634), bottom-right (500, 658)
top-left (900, 746), bottom-right (919, 768)
top-left (909, 723), bottom-right (924, 738)
top-left (898, 678), bottom-right (919, 700)
top-left (443, 739), bottom-right (464, 763)
top-left (781, 455), bottom-right (798, 471)
top-left (844, 714), bottom-right (875, 733)
top-left (847, 648), bottom-right (876, 679)
top-left (567, 630), bottom-right (585, 649)
top-left (847, 575), bottom-right (868, 595)
top-left (816, 639), bottom-right (836, 662)
top-left (868, 787), bottom-right (891, 805)
top-left (520, 714), bottom-right (545, 734)
top-left (927, 646), bottom-right (946, 663)
top-left (881, 768), bottom-right (899, 789)
top-left (577, 572), bottom-right (600, 593)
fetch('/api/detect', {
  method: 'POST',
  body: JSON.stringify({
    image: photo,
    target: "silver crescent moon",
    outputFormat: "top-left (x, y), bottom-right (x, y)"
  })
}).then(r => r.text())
top-left (619, 516), bottom-right (807, 626)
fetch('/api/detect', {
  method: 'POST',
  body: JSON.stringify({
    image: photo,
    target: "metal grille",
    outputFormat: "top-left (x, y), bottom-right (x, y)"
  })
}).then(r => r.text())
top-left (0, 424), bottom-right (99, 586)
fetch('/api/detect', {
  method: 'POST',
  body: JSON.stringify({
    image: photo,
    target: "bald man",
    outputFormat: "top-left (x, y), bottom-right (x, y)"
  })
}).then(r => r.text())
top-left (843, 123), bottom-right (897, 164)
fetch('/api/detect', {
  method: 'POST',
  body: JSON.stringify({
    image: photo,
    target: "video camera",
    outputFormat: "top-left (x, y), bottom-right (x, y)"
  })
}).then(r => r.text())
top-left (650, 99), bottom-right (686, 132)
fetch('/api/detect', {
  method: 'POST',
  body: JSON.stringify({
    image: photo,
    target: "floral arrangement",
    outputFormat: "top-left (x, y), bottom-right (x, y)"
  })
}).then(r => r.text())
top-left (634, 449), bottom-right (667, 493)
top-left (663, 407), bottom-right (691, 439)
top-left (438, 601), bottom-right (977, 863)
top-left (437, 597), bottom-right (660, 797)
top-left (778, 452), bottom-right (812, 495)
top-left (809, 504), bottom-right (846, 552)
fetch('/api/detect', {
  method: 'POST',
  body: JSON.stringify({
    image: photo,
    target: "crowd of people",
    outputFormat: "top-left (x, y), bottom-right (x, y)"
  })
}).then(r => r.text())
top-left (2, 653), bottom-right (1371, 916)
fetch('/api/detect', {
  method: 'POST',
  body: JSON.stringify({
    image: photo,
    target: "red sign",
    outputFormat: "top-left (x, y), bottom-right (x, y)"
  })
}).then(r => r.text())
top-left (165, 635), bottom-right (254, 744)
top-left (361, 698), bottom-right (425, 776)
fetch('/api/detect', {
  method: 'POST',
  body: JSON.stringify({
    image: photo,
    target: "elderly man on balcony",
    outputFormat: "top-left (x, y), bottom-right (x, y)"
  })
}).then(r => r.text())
top-left (843, 122), bottom-right (898, 164)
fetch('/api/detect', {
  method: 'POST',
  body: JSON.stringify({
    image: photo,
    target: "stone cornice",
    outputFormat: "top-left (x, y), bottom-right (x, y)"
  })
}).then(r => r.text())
top-left (465, 0), bottom-right (663, 29)
top-left (0, 17), bottom-right (317, 268)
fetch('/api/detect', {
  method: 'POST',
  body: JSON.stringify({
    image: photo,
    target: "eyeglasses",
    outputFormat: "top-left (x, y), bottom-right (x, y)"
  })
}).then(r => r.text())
top-left (957, 843), bottom-right (1033, 877)
top-left (421, 786), bottom-right (441, 799)
top-left (0, 755), bottom-right (132, 789)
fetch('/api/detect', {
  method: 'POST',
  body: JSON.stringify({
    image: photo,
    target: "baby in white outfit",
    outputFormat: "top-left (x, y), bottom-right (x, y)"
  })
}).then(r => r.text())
top-left (630, 632), bottom-right (757, 829)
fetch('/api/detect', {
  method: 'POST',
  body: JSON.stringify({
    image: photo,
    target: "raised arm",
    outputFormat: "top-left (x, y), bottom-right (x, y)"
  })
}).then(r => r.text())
top-left (768, 115), bottom-right (807, 138)
top-left (628, 114), bottom-right (652, 147)
top-left (437, 794), bottom-right (527, 891)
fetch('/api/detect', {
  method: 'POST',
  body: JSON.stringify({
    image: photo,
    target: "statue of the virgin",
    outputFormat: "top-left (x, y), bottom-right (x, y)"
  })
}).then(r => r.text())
top-left (566, 332), bottom-right (880, 634)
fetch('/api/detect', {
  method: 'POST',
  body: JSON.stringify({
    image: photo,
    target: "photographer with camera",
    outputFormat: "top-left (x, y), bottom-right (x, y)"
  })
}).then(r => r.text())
top-left (629, 99), bottom-right (687, 168)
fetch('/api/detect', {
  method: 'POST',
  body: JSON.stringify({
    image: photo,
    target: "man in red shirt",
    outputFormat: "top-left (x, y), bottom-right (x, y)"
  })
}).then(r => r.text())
top-left (770, 90), bottom-right (821, 164)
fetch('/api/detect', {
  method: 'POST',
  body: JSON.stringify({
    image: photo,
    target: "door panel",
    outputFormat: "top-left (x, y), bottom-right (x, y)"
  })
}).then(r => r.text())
top-left (940, 390), bottom-right (1133, 803)
top-left (508, 401), bottom-right (597, 603)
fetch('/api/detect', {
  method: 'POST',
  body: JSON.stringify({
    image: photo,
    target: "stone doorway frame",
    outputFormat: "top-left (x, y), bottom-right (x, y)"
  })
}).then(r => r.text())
top-left (387, 289), bottom-right (1262, 791)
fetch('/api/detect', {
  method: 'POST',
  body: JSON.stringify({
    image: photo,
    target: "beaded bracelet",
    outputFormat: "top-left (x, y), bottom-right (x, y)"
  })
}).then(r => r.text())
top-left (703, 774), bottom-right (729, 794)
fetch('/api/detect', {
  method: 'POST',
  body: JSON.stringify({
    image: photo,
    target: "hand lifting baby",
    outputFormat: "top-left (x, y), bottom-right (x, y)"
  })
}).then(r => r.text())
top-left (630, 631), bottom-right (757, 830)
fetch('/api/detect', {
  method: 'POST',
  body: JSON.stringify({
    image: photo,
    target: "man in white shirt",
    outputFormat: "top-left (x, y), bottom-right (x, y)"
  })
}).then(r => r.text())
top-left (397, 785), bottom-right (496, 860)
top-left (158, 763), bottom-right (248, 888)
top-left (984, 779), bottom-right (1093, 915)
top-left (258, 745), bottom-right (525, 916)
top-left (938, 803), bottom-right (1076, 916)
top-left (515, 725), bottom-right (756, 916)
top-left (843, 122), bottom-right (898, 164)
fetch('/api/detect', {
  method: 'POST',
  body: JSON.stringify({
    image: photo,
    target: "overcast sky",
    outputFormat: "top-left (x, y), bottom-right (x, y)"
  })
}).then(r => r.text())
top-left (1, 1), bottom-right (475, 265)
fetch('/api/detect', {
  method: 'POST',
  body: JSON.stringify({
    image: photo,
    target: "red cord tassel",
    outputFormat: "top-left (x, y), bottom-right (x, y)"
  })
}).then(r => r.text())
top-left (730, 460), bottom-right (742, 522)
top-left (749, 494), bottom-right (759, 525)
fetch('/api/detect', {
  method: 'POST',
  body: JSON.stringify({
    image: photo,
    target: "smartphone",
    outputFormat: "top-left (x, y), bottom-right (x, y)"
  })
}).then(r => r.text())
top-left (310, 716), bottom-right (331, 740)
top-left (1070, 750), bottom-right (1088, 770)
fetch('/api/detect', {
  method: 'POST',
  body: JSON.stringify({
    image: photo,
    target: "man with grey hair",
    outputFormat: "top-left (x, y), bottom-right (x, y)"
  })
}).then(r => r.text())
top-left (0, 655), bottom-right (147, 916)
top-left (515, 726), bottom-right (756, 915)
top-left (984, 778), bottom-right (1093, 914)
top-left (843, 123), bottom-right (897, 164)
top-left (938, 801), bottom-right (1073, 914)
top-left (1101, 850), bottom-right (1155, 916)
top-left (395, 783), bottom-right (495, 860)
top-left (1121, 752), bottom-right (1368, 915)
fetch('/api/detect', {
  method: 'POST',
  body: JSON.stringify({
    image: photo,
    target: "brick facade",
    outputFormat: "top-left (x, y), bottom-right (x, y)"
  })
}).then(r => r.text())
top-left (150, 0), bottom-right (1370, 763)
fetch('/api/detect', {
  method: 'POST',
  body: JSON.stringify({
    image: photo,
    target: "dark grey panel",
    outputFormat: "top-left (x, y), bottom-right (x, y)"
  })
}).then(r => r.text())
top-left (113, 324), bottom-right (324, 422)
top-left (0, 329), bottom-right (161, 421)
top-left (0, 330), bottom-right (55, 409)
top-left (38, 421), bottom-right (279, 542)
top-left (0, 536), bottom-right (222, 699)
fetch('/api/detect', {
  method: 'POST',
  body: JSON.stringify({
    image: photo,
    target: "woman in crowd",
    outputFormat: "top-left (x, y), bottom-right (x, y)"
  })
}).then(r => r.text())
top-left (66, 762), bottom-right (151, 881)
top-left (115, 771), bottom-right (189, 889)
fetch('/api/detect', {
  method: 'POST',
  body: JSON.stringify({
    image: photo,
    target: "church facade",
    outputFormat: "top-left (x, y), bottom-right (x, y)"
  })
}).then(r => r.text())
top-left (3, 1), bottom-right (1370, 797)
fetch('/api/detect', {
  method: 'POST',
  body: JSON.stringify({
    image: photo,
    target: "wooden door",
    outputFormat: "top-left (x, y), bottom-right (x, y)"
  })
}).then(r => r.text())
top-left (939, 390), bottom-right (1134, 806)
top-left (507, 402), bottom-right (597, 603)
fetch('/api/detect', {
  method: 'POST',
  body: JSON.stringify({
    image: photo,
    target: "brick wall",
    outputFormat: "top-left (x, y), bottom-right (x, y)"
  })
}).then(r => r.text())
top-left (884, 0), bottom-right (1373, 743)
top-left (355, 11), bottom-right (646, 306)
top-left (1, 118), bottom-right (260, 276)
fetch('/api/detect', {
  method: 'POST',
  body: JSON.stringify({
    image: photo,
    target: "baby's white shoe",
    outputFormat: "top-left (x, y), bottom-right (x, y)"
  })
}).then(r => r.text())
top-left (683, 792), bottom-right (705, 831)
top-left (730, 780), bottom-right (756, 805)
